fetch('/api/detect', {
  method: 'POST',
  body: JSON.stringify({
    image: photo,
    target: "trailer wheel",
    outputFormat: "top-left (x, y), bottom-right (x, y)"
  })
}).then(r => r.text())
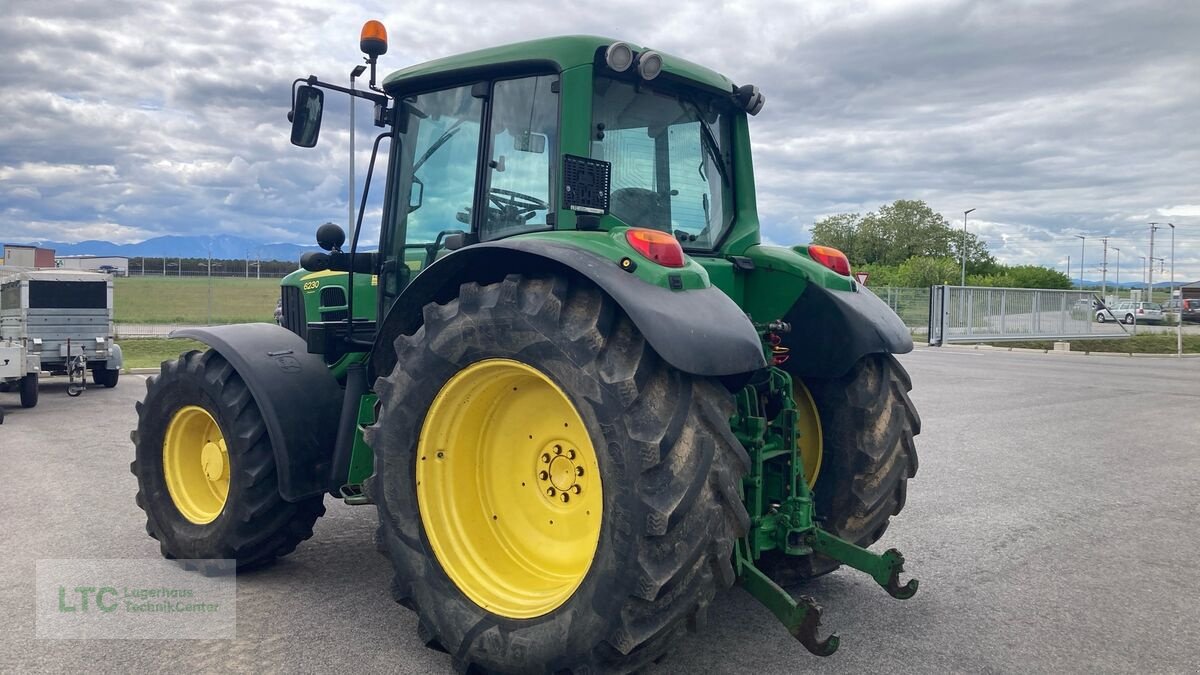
top-left (93, 368), bottom-right (119, 388)
top-left (19, 373), bottom-right (38, 408)
top-left (762, 354), bottom-right (920, 584)
top-left (366, 275), bottom-right (750, 673)
top-left (131, 349), bottom-right (325, 569)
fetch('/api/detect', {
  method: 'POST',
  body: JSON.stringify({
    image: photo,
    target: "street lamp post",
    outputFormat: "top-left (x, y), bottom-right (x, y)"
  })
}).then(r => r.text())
top-left (1148, 222), bottom-right (1161, 301)
top-left (1073, 234), bottom-right (1086, 289)
top-left (350, 64), bottom-right (367, 236)
top-left (1111, 247), bottom-right (1120, 299)
top-left (959, 208), bottom-right (976, 287)
top-left (1169, 223), bottom-right (1180, 355)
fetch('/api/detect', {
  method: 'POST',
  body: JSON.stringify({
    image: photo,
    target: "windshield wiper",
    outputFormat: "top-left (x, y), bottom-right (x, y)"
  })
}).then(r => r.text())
top-left (686, 102), bottom-right (729, 187)
top-left (413, 119), bottom-right (466, 173)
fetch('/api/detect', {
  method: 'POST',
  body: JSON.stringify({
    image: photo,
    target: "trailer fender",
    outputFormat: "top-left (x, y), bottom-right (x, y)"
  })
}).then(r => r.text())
top-left (172, 323), bottom-right (342, 501)
top-left (372, 239), bottom-right (767, 380)
top-left (781, 283), bottom-right (913, 379)
top-left (105, 343), bottom-right (123, 370)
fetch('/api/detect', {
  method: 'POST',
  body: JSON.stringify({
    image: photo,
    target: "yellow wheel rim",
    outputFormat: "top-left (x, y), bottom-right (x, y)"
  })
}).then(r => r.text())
top-left (417, 358), bottom-right (603, 619)
top-left (163, 405), bottom-right (230, 524)
top-left (794, 381), bottom-right (823, 489)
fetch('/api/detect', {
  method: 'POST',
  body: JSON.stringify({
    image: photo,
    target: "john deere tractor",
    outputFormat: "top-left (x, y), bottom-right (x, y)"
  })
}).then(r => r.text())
top-left (132, 23), bottom-right (920, 672)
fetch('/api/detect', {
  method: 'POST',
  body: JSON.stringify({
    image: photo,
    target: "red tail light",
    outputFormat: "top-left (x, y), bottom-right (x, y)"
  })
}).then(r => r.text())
top-left (807, 245), bottom-right (852, 276)
top-left (625, 228), bottom-right (685, 268)
top-left (1137, 308), bottom-right (1144, 314)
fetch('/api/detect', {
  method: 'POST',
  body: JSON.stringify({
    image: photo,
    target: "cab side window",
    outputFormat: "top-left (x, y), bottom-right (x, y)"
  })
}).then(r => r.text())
top-left (481, 75), bottom-right (558, 240)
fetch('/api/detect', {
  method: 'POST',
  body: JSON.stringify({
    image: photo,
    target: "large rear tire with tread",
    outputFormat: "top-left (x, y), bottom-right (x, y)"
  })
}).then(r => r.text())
top-left (131, 349), bottom-right (325, 569)
top-left (365, 274), bottom-right (750, 674)
top-left (761, 353), bottom-right (920, 584)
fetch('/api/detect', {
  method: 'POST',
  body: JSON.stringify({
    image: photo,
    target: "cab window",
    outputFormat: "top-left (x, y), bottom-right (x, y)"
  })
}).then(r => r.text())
top-left (481, 74), bottom-right (558, 241)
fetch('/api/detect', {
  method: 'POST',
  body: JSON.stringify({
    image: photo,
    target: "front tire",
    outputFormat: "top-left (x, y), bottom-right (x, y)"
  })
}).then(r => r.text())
top-left (131, 350), bottom-right (325, 568)
top-left (761, 354), bottom-right (920, 584)
top-left (366, 275), bottom-right (750, 673)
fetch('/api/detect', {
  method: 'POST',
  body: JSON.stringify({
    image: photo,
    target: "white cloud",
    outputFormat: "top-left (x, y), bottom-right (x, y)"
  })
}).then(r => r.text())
top-left (0, 0), bottom-right (1196, 278)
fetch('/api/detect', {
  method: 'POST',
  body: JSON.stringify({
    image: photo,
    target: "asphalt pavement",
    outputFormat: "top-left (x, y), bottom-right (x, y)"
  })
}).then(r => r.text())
top-left (2, 348), bottom-right (1198, 673)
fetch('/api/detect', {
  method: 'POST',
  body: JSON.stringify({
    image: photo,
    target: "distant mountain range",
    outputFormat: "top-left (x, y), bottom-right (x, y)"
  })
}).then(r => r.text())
top-left (9, 234), bottom-right (374, 262)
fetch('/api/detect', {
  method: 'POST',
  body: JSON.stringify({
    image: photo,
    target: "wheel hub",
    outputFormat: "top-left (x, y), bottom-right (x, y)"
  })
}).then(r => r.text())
top-left (201, 441), bottom-right (227, 481)
top-left (538, 442), bottom-right (586, 502)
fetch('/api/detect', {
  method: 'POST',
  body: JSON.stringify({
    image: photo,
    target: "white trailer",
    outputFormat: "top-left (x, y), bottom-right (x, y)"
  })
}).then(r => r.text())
top-left (0, 269), bottom-right (122, 389)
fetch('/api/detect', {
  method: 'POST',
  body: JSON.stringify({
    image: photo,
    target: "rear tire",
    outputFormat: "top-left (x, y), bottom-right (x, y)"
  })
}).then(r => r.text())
top-left (131, 350), bottom-right (325, 568)
top-left (366, 275), bottom-right (750, 673)
top-left (20, 373), bottom-right (38, 408)
top-left (761, 354), bottom-right (920, 584)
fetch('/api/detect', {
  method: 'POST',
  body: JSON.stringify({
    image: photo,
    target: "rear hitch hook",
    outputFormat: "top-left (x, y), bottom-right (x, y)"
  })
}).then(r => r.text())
top-left (882, 548), bottom-right (919, 599)
top-left (791, 595), bottom-right (841, 657)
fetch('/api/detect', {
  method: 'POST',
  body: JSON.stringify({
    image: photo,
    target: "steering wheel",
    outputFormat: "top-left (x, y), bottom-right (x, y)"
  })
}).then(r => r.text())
top-left (487, 188), bottom-right (547, 224)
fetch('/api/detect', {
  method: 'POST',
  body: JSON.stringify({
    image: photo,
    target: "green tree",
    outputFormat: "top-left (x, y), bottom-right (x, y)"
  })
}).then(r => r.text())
top-left (810, 199), bottom-right (994, 272)
top-left (894, 256), bottom-right (960, 287)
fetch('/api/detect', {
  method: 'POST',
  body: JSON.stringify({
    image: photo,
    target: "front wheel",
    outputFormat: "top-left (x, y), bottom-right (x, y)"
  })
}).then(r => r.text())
top-left (131, 350), bottom-right (325, 568)
top-left (1125, 314), bottom-right (1135, 324)
top-left (1096, 313), bottom-right (1106, 323)
top-left (760, 354), bottom-right (920, 584)
top-left (366, 275), bottom-right (750, 673)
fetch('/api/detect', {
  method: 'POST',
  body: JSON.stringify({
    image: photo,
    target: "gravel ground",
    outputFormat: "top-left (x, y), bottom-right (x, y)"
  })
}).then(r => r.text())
top-left (2, 348), bottom-right (1197, 673)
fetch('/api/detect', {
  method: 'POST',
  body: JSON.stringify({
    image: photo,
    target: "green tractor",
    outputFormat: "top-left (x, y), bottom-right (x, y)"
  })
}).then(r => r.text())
top-left (132, 23), bottom-right (920, 672)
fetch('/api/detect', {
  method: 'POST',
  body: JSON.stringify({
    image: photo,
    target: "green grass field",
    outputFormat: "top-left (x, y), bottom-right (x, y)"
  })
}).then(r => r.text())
top-left (115, 276), bottom-right (280, 324)
top-left (994, 334), bottom-right (1200, 354)
top-left (117, 338), bottom-right (208, 369)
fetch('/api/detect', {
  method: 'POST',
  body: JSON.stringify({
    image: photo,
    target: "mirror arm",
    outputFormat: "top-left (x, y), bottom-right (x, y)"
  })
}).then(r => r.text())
top-left (302, 75), bottom-right (389, 107)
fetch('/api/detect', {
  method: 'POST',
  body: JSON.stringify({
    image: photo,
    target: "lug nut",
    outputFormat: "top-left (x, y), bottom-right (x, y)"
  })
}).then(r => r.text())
top-left (541, 453), bottom-right (550, 464)
top-left (539, 470), bottom-right (549, 481)
top-left (567, 449), bottom-right (576, 460)
top-left (560, 493), bottom-right (570, 503)
top-left (554, 445), bottom-right (563, 455)
top-left (546, 487), bottom-right (556, 497)
top-left (572, 485), bottom-right (581, 494)
top-left (575, 466), bottom-right (584, 477)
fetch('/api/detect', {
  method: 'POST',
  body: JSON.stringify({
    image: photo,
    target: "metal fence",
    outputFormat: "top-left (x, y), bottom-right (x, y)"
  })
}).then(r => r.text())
top-left (928, 286), bottom-right (1129, 345)
top-left (877, 287), bottom-right (931, 331)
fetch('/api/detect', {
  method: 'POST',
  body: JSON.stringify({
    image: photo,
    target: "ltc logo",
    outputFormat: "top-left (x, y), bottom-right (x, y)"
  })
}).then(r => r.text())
top-left (58, 586), bottom-right (119, 613)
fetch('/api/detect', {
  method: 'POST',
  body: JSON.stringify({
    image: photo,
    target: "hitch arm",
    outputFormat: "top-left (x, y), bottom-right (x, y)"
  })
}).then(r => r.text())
top-left (809, 530), bottom-right (919, 599)
top-left (739, 561), bottom-right (840, 656)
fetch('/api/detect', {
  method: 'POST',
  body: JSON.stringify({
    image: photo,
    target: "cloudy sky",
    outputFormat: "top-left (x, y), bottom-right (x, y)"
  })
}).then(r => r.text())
top-left (1, 0), bottom-right (1197, 280)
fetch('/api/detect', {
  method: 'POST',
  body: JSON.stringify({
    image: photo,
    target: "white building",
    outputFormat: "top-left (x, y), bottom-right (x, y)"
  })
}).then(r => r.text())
top-left (55, 255), bottom-right (130, 276)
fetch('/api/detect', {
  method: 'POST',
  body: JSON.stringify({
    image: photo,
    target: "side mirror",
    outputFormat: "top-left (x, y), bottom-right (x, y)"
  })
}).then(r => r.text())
top-left (315, 222), bottom-right (346, 251)
top-left (514, 131), bottom-right (547, 154)
top-left (290, 85), bottom-right (325, 148)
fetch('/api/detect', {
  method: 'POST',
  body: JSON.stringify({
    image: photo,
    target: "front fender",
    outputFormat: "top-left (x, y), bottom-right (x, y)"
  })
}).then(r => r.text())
top-left (372, 239), bottom-right (767, 379)
top-left (172, 323), bottom-right (342, 501)
top-left (781, 283), bottom-right (913, 379)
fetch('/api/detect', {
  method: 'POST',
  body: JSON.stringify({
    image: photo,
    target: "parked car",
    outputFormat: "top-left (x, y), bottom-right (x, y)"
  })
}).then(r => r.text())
top-left (1096, 301), bottom-right (1164, 324)
top-left (1182, 299), bottom-right (1200, 324)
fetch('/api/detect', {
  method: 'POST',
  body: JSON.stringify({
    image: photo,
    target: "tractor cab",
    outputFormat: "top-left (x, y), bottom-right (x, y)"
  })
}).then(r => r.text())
top-left (286, 33), bottom-right (768, 355)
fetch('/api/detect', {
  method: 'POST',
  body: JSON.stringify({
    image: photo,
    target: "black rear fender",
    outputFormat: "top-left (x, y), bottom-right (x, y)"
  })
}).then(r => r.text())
top-left (371, 239), bottom-right (767, 380)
